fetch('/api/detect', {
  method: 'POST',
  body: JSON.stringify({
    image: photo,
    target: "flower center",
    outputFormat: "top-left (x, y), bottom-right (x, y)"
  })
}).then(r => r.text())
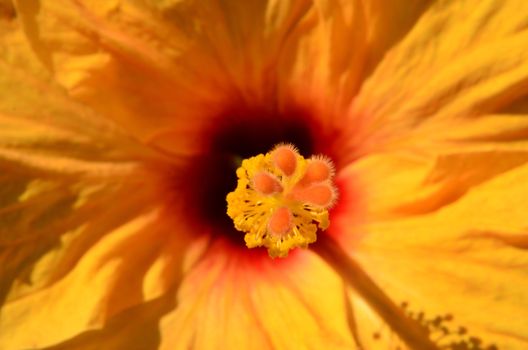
top-left (177, 105), bottom-right (324, 248)
top-left (226, 144), bottom-right (338, 258)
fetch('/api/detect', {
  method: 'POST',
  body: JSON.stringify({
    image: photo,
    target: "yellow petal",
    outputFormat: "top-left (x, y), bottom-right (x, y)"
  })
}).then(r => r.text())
top-left (0, 0), bottom-right (14, 20)
top-left (1, 208), bottom-right (171, 349)
top-left (280, 0), bottom-right (437, 112)
top-left (160, 239), bottom-right (357, 350)
top-left (0, 30), bottom-right (192, 348)
top-left (351, 161), bottom-right (528, 349)
top-left (1, 26), bottom-right (140, 293)
top-left (13, 0), bottom-right (229, 155)
top-left (360, 0), bottom-right (434, 75)
top-left (344, 290), bottom-right (403, 350)
top-left (39, 292), bottom-right (175, 350)
top-left (344, 141), bottom-right (528, 221)
top-left (277, 0), bottom-right (367, 109)
top-left (352, 0), bottom-right (528, 151)
top-left (15, 0), bottom-right (351, 157)
top-left (1, 179), bottom-right (199, 348)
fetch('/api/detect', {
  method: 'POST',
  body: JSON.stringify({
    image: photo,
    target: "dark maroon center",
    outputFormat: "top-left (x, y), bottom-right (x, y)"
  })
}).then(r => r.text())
top-left (179, 105), bottom-right (320, 244)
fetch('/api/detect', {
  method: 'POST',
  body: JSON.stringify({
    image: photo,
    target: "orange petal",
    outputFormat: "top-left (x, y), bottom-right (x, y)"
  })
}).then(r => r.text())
top-left (159, 240), bottom-right (357, 349)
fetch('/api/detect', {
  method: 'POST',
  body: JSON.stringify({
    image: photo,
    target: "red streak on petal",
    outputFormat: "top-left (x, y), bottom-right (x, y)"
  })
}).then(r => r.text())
top-left (322, 168), bottom-right (366, 250)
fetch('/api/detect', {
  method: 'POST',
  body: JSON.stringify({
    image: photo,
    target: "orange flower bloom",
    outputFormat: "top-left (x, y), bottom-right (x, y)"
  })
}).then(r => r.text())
top-left (1, 1), bottom-right (528, 349)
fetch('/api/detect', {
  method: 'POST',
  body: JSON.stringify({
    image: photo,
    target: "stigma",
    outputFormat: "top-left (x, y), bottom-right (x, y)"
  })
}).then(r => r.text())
top-left (226, 144), bottom-right (337, 258)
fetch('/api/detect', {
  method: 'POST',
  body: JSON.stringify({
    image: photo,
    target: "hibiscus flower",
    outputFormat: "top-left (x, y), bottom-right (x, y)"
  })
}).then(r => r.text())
top-left (1, 1), bottom-right (527, 349)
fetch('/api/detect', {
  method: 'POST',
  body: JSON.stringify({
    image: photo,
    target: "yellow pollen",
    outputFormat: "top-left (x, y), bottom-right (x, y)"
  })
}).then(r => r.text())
top-left (226, 144), bottom-right (338, 258)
